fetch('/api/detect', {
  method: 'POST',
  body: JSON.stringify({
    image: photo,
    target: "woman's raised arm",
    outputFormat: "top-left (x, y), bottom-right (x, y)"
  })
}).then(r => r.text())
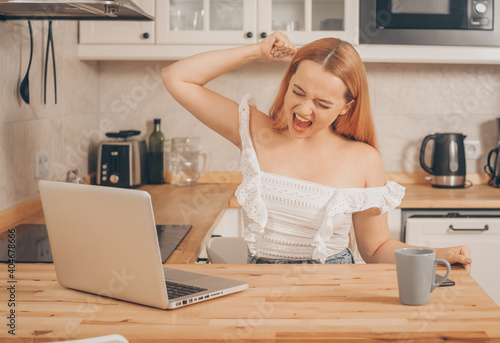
top-left (161, 32), bottom-right (296, 148)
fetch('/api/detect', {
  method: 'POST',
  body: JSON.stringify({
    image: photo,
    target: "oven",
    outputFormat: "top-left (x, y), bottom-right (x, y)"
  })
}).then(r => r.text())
top-left (402, 209), bottom-right (500, 306)
top-left (359, 0), bottom-right (500, 46)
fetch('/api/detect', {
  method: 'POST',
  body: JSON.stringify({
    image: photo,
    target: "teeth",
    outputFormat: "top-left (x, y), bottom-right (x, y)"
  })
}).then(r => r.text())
top-left (295, 114), bottom-right (311, 122)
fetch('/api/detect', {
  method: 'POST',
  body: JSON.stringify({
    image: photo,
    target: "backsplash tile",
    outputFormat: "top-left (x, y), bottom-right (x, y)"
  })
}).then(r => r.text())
top-left (0, 118), bottom-right (64, 207)
top-left (369, 63), bottom-right (500, 173)
top-left (370, 63), bottom-right (500, 116)
top-left (0, 21), bottom-right (99, 211)
top-left (98, 60), bottom-right (244, 171)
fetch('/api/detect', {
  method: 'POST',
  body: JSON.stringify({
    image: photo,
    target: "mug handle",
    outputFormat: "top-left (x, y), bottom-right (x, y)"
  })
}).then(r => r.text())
top-left (485, 148), bottom-right (499, 176)
top-left (431, 258), bottom-right (451, 292)
top-left (198, 150), bottom-right (210, 176)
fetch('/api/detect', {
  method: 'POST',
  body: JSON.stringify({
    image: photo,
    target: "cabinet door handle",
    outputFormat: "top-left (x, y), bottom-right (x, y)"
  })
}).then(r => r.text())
top-left (246, 32), bottom-right (253, 38)
top-left (449, 224), bottom-right (489, 232)
top-left (260, 32), bottom-right (267, 38)
top-left (142, 32), bottom-right (150, 39)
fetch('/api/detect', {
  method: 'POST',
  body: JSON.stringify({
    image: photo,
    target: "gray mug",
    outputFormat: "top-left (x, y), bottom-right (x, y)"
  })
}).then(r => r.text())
top-left (395, 248), bottom-right (451, 306)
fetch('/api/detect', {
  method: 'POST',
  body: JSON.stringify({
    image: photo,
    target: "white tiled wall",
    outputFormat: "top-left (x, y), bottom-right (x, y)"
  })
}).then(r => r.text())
top-left (2, 20), bottom-right (500, 211)
top-left (0, 21), bottom-right (99, 211)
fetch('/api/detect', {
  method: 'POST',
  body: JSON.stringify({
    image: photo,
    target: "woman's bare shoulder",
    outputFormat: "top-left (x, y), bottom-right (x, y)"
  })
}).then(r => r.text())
top-left (343, 140), bottom-right (386, 187)
top-left (248, 105), bottom-right (272, 125)
top-left (248, 106), bottom-right (279, 147)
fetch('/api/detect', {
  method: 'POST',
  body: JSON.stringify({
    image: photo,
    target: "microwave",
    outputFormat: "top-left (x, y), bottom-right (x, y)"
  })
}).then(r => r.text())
top-left (359, 0), bottom-right (500, 46)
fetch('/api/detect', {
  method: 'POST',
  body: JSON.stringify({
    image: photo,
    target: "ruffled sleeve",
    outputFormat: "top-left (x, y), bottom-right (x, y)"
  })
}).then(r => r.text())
top-left (311, 181), bottom-right (405, 262)
top-left (326, 181), bottom-right (405, 216)
top-left (234, 95), bottom-right (268, 255)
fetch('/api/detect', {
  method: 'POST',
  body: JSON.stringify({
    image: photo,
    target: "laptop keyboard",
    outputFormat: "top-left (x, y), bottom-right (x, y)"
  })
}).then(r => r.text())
top-left (166, 281), bottom-right (208, 299)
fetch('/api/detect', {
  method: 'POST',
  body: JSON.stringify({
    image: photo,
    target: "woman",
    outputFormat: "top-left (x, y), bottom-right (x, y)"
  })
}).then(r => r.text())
top-left (162, 32), bottom-right (471, 269)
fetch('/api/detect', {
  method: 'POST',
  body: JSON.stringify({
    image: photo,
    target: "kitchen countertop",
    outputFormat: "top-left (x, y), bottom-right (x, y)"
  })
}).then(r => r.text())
top-left (384, 172), bottom-right (500, 209)
top-left (396, 183), bottom-right (500, 209)
top-left (0, 182), bottom-right (238, 264)
top-left (1, 263), bottom-right (499, 342)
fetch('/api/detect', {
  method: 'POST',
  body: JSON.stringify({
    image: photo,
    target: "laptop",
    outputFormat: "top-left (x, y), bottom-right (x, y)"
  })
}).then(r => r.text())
top-left (38, 180), bottom-right (248, 309)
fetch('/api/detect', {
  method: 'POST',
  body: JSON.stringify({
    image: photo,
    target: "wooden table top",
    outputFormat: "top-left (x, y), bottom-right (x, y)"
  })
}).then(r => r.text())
top-left (2, 263), bottom-right (499, 342)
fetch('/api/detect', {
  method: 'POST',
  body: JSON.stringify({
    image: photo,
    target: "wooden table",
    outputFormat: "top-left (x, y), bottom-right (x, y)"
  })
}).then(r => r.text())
top-left (1, 263), bottom-right (499, 342)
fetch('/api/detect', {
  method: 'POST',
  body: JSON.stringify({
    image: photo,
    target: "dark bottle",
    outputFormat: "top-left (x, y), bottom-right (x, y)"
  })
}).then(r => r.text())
top-left (148, 118), bottom-right (165, 184)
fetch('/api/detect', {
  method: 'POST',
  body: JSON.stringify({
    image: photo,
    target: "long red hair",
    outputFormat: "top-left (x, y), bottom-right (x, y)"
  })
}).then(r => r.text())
top-left (269, 38), bottom-right (377, 150)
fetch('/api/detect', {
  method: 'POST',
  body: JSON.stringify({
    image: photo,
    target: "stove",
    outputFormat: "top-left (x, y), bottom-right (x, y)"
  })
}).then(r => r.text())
top-left (0, 223), bottom-right (191, 263)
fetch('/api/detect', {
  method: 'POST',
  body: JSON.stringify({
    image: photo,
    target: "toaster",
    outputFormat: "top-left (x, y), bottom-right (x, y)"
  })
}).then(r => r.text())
top-left (97, 130), bottom-right (147, 188)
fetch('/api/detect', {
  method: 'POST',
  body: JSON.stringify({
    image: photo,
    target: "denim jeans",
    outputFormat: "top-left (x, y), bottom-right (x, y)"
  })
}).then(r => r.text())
top-left (247, 248), bottom-right (355, 264)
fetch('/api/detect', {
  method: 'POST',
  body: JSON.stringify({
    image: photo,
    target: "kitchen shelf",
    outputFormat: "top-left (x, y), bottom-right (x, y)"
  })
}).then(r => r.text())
top-left (77, 44), bottom-right (245, 61)
top-left (78, 43), bottom-right (500, 64)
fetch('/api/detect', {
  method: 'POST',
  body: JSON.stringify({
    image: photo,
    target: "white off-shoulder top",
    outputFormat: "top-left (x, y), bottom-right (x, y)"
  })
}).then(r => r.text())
top-left (235, 95), bottom-right (405, 263)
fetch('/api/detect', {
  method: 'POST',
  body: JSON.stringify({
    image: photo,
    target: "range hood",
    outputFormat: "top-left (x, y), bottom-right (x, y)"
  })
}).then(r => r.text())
top-left (0, 0), bottom-right (154, 21)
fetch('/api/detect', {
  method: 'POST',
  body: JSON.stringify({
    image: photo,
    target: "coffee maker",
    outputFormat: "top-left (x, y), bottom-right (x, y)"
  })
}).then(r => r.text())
top-left (484, 118), bottom-right (500, 188)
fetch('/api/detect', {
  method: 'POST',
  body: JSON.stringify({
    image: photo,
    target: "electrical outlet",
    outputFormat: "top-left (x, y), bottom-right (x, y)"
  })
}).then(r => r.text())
top-left (35, 236), bottom-right (52, 260)
top-left (464, 141), bottom-right (481, 159)
top-left (34, 151), bottom-right (50, 178)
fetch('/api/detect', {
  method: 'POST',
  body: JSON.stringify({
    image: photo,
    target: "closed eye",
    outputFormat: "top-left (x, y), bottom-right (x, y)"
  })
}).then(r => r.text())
top-left (292, 85), bottom-right (332, 109)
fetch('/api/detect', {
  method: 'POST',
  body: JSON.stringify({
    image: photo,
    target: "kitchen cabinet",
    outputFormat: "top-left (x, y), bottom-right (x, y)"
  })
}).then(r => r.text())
top-left (197, 207), bottom-right (244, 262)
top-left (78, 0), bottom-right (357, 60)
top-left (211, 207), bottom-right (244, 238)
top-left (155, 0), bottom-right (257, 46)
top-left (156, 0), bottom-right (356, 46)
top-left (79, 0), bottom-right (155, 45)
top-left (387, 208), bottom-right (401, 241)
top-left (77, 1), bottom-right (500, 63)
top-left (259, 0), bottom-right (357, 46)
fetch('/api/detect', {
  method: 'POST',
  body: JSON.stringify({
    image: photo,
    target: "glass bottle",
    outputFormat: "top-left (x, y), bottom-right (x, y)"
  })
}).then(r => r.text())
top-left (148, 118), bottom-right (165, 184)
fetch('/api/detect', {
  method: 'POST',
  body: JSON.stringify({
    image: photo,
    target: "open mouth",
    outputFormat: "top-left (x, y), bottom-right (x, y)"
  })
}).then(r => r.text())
top-left (293, 113), bottom-right (312, 132)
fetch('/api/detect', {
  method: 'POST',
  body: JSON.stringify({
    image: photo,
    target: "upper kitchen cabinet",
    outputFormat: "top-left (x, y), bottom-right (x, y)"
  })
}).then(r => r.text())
top-left (257, 0), bottom-right (357, 46)
top-left (79, 0), bottom-right (155, 45)
top-left (156, 0), bottom-right (356, 45)
top-left (156, 0), bottom-right (257, 45)
top-left (78, 0), bottom-right (357, 60)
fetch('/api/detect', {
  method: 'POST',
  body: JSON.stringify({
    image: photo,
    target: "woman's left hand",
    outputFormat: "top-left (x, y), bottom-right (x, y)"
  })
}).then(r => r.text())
top-left (435, 245), bottom-right (472, 273)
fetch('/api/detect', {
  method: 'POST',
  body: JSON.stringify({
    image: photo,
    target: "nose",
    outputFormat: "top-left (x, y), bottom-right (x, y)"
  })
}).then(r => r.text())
top-left (296, 98), bottom-right (314, 116)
